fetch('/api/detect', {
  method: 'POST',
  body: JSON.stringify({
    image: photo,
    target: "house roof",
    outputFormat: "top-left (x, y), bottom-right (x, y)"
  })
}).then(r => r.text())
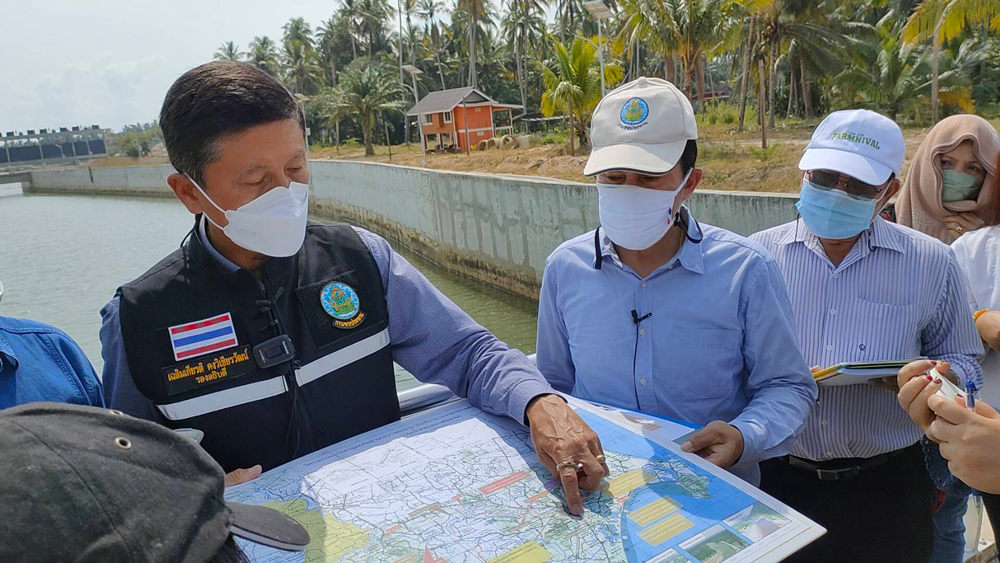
top-left (405, 87), bottom-right (521, 115)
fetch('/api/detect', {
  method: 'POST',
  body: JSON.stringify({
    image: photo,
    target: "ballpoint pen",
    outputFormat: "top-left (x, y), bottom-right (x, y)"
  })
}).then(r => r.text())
top-left (967, 380), bottom-right (985, 554)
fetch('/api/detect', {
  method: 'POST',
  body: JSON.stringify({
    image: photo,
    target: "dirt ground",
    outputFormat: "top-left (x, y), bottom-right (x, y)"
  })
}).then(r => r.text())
top-left (91, 119), bottom-right (1000, 194)
top-left (306, 120), bottom-right (955, 193)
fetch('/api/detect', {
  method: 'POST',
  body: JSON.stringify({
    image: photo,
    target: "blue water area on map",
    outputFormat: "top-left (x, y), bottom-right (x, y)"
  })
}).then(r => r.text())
top-left (620, 481), bottom-right (756, 563)
top-left (576, 411), bottom-right (756, 563)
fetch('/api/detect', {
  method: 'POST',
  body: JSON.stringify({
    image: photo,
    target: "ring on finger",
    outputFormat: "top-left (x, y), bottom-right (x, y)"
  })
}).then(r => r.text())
top-left (957, 226), bottom-right (964, 233)
top-left (556, 460), bottom-right (581, 472)
top-left (595, 454), bottom-right (606, 463)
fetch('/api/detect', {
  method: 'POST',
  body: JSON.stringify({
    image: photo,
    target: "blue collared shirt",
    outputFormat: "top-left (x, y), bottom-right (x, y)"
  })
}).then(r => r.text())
top-left (536, 209), bottom-right (818, 479)
top-left (0, 316), bottom-right (104, 410)
top-left (100, 219), bottom-right (554, 426)
top-left (751, 217), bottom-right (983, 460)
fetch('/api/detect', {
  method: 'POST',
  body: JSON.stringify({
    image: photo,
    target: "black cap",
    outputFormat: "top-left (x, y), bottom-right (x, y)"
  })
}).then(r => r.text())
top-left (0, 402), bottom-right (310, 562)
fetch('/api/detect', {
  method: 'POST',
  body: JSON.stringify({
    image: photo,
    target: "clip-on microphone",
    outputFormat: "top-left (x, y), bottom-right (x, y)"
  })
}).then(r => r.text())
top-left (631, 309), bottom-right (653, 325)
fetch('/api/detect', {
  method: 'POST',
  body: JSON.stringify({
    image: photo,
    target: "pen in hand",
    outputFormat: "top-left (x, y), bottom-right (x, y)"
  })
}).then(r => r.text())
top-left (966, 380), bottom-right (985, 551)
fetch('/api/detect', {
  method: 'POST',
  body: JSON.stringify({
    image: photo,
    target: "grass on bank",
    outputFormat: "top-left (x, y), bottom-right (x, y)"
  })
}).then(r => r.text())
top-left (87, 116), bottom-right (1000, 194)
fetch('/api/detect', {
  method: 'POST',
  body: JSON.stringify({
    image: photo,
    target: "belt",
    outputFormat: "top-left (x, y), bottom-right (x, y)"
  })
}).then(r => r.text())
top-left (782, 448), bottom-right (907, 481)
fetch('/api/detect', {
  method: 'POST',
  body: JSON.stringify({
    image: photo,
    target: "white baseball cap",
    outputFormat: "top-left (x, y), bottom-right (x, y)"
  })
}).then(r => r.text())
top-left (584, 77), bottom-right (698, 176)
top-left (799, 109), bottom-right (904, 185)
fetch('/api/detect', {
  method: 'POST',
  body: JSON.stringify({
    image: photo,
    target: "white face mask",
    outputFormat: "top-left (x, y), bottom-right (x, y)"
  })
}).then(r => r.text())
top-left (187, 175), bottom-right (310, 257)
top-left (597, 170), bottom-right (691, 251)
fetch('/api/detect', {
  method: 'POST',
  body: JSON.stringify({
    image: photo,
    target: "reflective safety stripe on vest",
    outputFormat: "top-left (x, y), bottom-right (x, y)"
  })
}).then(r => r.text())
top-left (156, 328), bottom-right (392, 420)
top-left (294, 328), bottom-right (391, 387)
top-left (157, 376), bottom-right (289, 420)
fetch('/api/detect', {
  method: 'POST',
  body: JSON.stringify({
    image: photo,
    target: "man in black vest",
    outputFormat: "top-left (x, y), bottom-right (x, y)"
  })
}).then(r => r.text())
top-left (99, 61), bottom-right (607, 515)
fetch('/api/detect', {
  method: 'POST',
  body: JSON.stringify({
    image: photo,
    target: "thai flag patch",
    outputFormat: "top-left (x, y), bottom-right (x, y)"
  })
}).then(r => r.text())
top-left (168, 313), bottom-right (238, 361)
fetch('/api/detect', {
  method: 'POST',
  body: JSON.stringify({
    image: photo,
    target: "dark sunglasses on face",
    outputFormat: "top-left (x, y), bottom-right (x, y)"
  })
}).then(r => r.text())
top-left (807, 170), bottom-right (893, 200)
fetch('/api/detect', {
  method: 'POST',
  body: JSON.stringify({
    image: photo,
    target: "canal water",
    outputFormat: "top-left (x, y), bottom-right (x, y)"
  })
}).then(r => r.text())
top-left (0, 184), bottom-right (539, 390)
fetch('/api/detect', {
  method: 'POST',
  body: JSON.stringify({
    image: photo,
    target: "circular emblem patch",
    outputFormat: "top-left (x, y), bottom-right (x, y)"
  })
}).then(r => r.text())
top-left (320, 282), bottom-right (365, 329)
top-left (620, 97), bottom-right (649, 126)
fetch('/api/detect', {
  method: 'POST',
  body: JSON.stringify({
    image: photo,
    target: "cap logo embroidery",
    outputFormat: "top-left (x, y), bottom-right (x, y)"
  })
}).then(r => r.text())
top-left (830, 129), bottom-right (881, 150)
top-left (619, 97), bottom-right (649, 130)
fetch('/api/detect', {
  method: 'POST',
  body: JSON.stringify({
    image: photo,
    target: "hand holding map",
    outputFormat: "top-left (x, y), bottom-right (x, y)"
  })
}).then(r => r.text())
top-left (680, 421), bottom-right (745, 469)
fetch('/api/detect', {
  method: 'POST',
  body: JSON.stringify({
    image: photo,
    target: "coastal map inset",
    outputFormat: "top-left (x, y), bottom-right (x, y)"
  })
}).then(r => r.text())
top-left (226, 398), bottom-right (823, 562)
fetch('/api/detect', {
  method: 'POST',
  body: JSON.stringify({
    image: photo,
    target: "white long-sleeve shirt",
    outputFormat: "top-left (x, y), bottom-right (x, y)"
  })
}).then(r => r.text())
top-left (952, 225), bottom-right (1000, 407)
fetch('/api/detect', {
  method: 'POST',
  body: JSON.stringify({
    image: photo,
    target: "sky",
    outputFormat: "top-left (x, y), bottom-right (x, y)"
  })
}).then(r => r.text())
top-left (0, 0), bottom-right (410, 133)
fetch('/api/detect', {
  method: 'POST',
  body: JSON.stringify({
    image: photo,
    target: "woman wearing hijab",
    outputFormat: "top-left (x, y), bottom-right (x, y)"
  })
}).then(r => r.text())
top-left (895, 114), bottom-right (1000, 243)
top-left (894, 114), bottom-right (999, 563)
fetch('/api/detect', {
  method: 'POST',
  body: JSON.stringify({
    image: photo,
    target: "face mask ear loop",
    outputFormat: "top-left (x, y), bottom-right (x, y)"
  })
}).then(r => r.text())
top-left (675, 169), bottom-right (693, 193)
top-left (868, 175), bottom-right (894, 253)
top-left (673, 169), bottom-right (702, 244)
top-left (675, 211), bottom-right (704, 244)
top-left (185, 174), bottom-right (228, 230)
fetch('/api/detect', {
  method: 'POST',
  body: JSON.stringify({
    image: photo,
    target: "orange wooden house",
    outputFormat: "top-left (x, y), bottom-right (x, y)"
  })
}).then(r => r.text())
top-left (406, 87), bottom-right (521, 153)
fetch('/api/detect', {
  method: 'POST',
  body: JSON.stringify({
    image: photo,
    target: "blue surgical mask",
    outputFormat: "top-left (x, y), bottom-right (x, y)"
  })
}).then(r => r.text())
top-left (796, 179), bottom-right (879, 239)
top-left (941, 170), bottom-right (983, 202)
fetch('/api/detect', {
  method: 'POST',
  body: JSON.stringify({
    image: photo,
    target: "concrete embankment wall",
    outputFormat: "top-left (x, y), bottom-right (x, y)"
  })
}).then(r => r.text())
top-left (26, 165), bottom-right (174, 197)
top-left (26, 162), bottom-right (800, 299)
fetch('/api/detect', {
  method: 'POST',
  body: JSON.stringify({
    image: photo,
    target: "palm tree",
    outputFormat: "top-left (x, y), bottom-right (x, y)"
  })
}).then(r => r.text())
top-left (902, 0), bottom-right (1000, 124)
top-left (213, 41), bottom-right (243, 62)
top-left (317, 17), bottom-right (342, 86)
top-left (474, 27), bottom-right (518, 100)
top-left (502, 0), bottom-right (548, 113)
top-left (541, 37), bottom-right (623, 155)
top-left (619, 0), bottom-right (731, 106)
top-left (339, 0), bottom-right (364, 58)
top-left (834, 23), bottom-right (922, 121)
top-left (331, 61), bottom-right (409, 156)
top-left (399, 0), bottom-right (419, 72)
top-left (283, 40), bottom-right (324, 94)
top-left (459, 0), bottom-right (491, 88)
top-left (732, 10), bottom-right (758, 130)
top-left (618, 0), bottom-right (677, 83)
top-left (360, 0), bottom-right (394, 57)
top-left (418, 0), bottom-right (449, 88)
top-left (554, 0), bottom-right (583, 42)
top-left (283, 18), bottom-right (315, 51)
top-left (754, 0), bottom-right (856, 126)
top-left (247, 36), bottom-right (281, 77)
top-left (835, 19), bottom-right (981, 121)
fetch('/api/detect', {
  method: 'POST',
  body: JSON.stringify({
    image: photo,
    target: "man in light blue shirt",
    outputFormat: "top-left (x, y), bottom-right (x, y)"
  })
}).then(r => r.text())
top-left (535, 77), bottom-right (817, 485)
top-left (750, 109), bottom-right (984, 562)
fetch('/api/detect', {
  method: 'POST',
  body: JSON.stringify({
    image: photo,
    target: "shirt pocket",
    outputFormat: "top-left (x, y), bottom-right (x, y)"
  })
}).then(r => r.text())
top-left (839, 298), bottom-right (921, 361)
top-left (656, 327), bottom-right (743, 408)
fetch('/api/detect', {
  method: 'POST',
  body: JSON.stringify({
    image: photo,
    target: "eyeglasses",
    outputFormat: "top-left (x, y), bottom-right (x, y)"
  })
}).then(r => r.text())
top-left (806, 170), bottom-right (893, 200)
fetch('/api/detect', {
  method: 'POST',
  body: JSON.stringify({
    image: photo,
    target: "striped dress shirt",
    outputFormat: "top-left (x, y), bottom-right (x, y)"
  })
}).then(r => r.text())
top-left (751, 217), bottom-right (983, 461)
